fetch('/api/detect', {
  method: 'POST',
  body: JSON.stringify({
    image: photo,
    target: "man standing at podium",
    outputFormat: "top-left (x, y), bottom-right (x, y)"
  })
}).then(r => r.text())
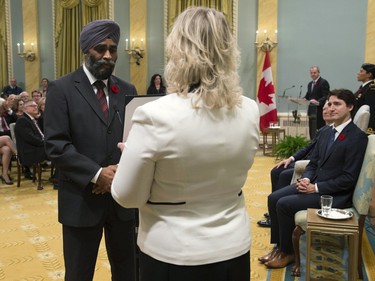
top-left (304, 66), bottom-right (330, 139)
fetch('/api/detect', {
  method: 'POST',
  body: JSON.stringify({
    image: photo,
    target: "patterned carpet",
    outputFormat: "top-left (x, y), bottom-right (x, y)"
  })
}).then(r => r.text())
top-left (0, 155), bottom-right (374, 280)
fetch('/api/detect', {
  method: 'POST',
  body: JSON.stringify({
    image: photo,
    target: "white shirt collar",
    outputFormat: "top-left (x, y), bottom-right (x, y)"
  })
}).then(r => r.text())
top-left (362, 80), bottom-right (374, 87)
top-left (332, 118), bottom-right (352, 138)
top-left (82, 63), bottom-right (108, 87)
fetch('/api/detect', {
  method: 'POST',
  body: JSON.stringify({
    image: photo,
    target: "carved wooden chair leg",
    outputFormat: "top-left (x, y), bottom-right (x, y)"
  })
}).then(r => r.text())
top-left (291, 225), bottom-right (305, 276)
top-left (37, 163), bottom-right (43, 190)
top-left (357, 215), bottom-right (365, 280)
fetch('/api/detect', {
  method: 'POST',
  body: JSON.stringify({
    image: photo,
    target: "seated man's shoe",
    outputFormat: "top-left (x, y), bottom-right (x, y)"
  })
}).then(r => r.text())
top-left (37, 185), bottom-right (44, 191)
top-left (257, 218), bottom-right (271, 227)
top-left (53, 183), bottom-right (59, 190)
top-left (265, 252), bottom-right (295, 268)
top-left (291, 264), bottom-right (301, 277)
top-left (24, 173), bottom-right (34, 180)
top-left (258, 246), bottom-right (280, 264)
top-left (264, 212), bottom-right (270, 218)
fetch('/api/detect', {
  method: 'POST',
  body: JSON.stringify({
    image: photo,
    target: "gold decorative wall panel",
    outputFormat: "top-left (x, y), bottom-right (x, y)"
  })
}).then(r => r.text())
top-left (129, 0), bottom-right (147, 95)
top-left (22, 0), bottom-right (40, 92)
top-left (257, 0), bottom-right (278, 90)
top-left (365, 0), bottom-right (375, 63)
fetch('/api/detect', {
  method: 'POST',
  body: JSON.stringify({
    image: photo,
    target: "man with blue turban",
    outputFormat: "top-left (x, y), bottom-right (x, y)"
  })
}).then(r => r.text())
top-left (44, 19), bottom-right (138, 281)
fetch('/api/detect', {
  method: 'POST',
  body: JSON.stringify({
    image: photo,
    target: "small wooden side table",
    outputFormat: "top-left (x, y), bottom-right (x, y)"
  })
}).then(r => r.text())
top-left (305, 208), bottom-right (358, 281)
top-left (262, 127), bottom-right (286, 156)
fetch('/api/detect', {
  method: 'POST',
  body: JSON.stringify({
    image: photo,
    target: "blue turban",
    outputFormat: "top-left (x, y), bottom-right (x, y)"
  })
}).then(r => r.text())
top-left (80, 19), bottom-right (120, 53)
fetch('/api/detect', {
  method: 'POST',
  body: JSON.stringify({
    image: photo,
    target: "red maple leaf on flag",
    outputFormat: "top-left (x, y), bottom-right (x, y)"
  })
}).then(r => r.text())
top-left (257, 78), bottom-right (274, 106)
top-left (257, 49), bottom-right (278, 133)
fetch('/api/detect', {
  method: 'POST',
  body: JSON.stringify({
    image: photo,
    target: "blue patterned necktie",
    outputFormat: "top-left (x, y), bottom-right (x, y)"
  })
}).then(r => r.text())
top-left (326, 128), bottom-right (337, 152)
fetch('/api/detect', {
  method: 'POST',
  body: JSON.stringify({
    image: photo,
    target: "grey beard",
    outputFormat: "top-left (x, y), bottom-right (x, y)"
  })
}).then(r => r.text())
top-left (85, 56), bottom-right (116, 80)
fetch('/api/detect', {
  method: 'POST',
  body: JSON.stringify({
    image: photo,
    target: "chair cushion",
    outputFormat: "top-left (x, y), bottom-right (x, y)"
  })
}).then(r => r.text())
top-left (353, 105), bottom-right (370, 132)
top-left (352, 135), bottom-right (375, 215)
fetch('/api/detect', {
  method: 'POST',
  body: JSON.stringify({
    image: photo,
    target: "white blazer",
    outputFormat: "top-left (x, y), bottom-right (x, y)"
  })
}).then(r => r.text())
top-left (112, 93), bottom-right (259, 265)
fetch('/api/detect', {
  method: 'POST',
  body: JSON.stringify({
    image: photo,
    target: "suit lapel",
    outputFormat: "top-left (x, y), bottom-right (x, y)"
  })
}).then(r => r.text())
top-left (108, 76), bottom-right (121, 124)
top-left (323, 122), bottom-right (353, 161)
top-left (74, 67), bottom-right (108, 125)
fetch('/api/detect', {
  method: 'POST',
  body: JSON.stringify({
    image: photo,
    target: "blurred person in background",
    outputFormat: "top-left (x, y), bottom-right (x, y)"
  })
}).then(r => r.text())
top-left (147, 73), bottom-right (166, 95)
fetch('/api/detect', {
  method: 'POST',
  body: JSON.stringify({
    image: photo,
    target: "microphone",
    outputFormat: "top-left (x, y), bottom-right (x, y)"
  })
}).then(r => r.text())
top-left (113, 105), bottom-right (123, 126)
top-left (282, 85), bottom-right (295, 97)
top-left (299, 85), bottom-right (303, 98)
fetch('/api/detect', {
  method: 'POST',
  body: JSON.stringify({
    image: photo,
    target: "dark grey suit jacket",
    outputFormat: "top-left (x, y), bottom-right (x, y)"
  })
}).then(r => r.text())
top-left (44, 67), bottom-right (137, 227)
top-left (302, 121), bottom-right (368, 208)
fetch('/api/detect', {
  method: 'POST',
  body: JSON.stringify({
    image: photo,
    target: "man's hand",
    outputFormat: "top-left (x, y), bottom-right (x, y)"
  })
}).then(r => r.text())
top-left (309, 99), bottom-right (319, 106)
top-left (295, 178), bottom-right (315, 193)
top-left (274, 157), bottom-right (293, 169)
top-left (92, 165), bottom-right (117, 195)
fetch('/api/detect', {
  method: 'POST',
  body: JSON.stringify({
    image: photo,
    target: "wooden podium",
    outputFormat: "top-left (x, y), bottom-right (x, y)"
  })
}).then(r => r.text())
top-left (278, 95), bottom-right (310, 137)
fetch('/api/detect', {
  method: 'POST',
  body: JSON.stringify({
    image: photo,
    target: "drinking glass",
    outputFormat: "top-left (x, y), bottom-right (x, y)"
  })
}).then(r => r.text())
top-left (321, 195), bottom-right (333, 217)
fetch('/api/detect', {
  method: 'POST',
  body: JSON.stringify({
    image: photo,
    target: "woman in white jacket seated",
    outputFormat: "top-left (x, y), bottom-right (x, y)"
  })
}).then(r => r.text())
top-left (112, 7), bottom-right (259, 281)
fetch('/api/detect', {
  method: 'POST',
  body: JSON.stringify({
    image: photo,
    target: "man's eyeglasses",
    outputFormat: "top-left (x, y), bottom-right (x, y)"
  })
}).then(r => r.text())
top-left (26, 104), bottom-right (38, 108)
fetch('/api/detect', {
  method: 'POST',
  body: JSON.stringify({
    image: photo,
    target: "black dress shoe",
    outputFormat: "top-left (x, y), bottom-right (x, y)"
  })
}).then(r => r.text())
top-left (257, 218), bottom-right (271, 227)
top-left (24, 173), bottom-right (34, 180)
top-left (264, 212), bottom-right (270, 218)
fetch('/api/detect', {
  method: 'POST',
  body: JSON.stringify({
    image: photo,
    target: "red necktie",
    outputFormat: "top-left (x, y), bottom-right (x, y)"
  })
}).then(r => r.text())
top-left (94, 80), bottom-right (108, 120)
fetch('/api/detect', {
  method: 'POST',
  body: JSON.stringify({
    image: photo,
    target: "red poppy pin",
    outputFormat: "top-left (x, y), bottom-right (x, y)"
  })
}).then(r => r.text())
top-left (111, 85), bottom-right (119, 94)
top-left (338, 134), bottom-right (345, 141)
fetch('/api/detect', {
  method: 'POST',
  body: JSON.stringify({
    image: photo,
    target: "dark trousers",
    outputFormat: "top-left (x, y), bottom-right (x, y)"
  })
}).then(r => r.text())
top-left (139, 251), bottom-right (250, 281)
top-left (270, 164), bottom-right (295, 192)
top-left (268, 184), bottom-right (321, 254)
top-left (63, 215), bottom-right (137, 281)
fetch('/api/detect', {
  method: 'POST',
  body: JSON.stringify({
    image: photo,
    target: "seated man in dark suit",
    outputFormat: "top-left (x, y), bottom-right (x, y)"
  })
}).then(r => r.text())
top-left (14, 100), bottom-right (48, 189)
top-left (258, 102), bottom-right (334, 227)
top-left (258, 89), bottom-right (368, 268)
top-left (1, 78), bottom-right (23, 98)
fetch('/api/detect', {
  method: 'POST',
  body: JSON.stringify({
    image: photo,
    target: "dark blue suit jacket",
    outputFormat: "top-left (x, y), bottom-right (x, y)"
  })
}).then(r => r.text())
top-left (302, 121), bottom-right (368, 208)
top-left (44, 67), bottom-right (137, 227)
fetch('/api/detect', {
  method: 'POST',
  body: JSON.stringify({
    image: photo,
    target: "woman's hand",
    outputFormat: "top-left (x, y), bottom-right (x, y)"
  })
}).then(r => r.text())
top-left (117, 142), bottom-right (125, 152)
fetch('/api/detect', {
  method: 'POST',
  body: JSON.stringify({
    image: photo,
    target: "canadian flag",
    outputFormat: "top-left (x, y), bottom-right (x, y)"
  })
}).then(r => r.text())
top-left (257, 49), bottom-right (278, 133)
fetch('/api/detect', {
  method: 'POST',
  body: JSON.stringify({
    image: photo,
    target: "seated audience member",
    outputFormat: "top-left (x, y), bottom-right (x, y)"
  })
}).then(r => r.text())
top-left (354, 63), bottom-right (374, 100)
top-left (147, 73), bottom-right (166, 95)
top-left (14, 100), bottom-right (48, 185)
top-left (19, 91), bottom-right (30, 102)
top-left (31, 90), bottom-right (43, 104)
top-left (0, 135), bottom-right (18, 185)
top-left (6, 94), bottom-right (17, 110)
top-left (0, 98), bottom-right (17, 137)
top-left (259, 89), bottom-right (368, 269)
top-left (14, 98), bottom-right (25, 118)
top-left (40, 78), bottom-right (49, 96)
top-left (1, 78), bottom-right (23, 98)
top-left (258, 102), bottom-right (333, 227)
top-left (37, 97), bottom-right (46, 131)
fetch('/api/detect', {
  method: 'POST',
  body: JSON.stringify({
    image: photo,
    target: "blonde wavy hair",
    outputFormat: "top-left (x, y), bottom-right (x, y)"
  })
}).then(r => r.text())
top-left (164, 7), bottom-right (242, 109)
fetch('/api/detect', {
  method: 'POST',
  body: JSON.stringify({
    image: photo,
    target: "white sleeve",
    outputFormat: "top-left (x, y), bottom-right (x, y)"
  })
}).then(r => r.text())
top-left (111, 106), bottom-right (156, 208)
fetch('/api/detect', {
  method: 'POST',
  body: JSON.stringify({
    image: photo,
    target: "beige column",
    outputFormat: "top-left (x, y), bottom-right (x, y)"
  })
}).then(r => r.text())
top-left (257, 0), bottom-right (278, 89)
top-left (129, 0), bottom-right (147, 94)
top-left (22, 0), bottom-right (40, 93)
top-left (365, 0), bottom-right (375, 62)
